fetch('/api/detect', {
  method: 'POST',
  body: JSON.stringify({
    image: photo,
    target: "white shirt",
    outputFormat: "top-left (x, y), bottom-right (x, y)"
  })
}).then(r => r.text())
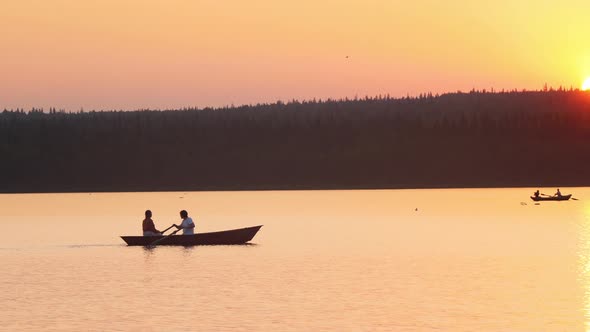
top-left (180, 217), bottom-right (195, 235)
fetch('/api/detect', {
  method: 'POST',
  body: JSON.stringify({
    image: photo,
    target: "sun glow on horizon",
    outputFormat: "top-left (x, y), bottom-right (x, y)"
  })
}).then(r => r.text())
top-left (2, 1), bottom-right (590, 110)
top-left (583, 78), bottom-right (590, 91)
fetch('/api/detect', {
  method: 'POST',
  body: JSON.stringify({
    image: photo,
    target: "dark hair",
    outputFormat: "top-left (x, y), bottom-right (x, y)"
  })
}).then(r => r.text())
top-left (180, 210), bottom-right (188, 218)
top-left (145, 210), bottom-right (152, 218)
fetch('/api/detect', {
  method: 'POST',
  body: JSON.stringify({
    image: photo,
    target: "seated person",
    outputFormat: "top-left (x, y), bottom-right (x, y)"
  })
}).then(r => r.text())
top-left (142, 210), bottom-right (162, 236)
top-left (174, 210), bottom-right (195, 235)
top-left (555, 189), bottom-right (562, 197)
top-left (534, 190), bottom-right (540, 198)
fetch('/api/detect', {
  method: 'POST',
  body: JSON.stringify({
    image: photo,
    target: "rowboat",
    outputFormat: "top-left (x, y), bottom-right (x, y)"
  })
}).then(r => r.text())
top-left (530, 194), bottom-right (571, 202)
top-left (121, 225), bottom-right (262, 246)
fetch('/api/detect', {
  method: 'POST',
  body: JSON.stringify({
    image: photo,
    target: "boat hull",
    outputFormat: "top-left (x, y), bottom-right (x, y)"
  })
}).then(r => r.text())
top-left (121, 225), bottom-right (262, 246)
top-left (530, 194), bottom-right (571, 202)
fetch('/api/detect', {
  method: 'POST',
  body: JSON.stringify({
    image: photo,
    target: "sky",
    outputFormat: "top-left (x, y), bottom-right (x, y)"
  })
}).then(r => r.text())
top-left (2, 0), bottom-right (590, 110)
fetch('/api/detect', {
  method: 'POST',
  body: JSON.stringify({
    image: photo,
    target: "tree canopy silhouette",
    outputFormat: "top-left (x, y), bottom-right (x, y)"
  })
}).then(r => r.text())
top-left (2, 89), bottom-right (590, 192)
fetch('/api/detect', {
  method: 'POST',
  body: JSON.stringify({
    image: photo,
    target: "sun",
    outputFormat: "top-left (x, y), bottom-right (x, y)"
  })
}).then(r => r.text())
top-left (583, 77), bottom-right (590, 91)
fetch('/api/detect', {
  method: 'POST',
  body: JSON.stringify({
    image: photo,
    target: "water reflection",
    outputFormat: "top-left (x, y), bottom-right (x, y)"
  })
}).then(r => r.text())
top-left (578, 204), bottom-right (590, 331)
top-left (142, 245), bottom-right (156, 254)
top-left (182, 246), bottom-right (196, 257)
top-left (140, 244), bottom-right (198, 260)
top-left (1, 188), bottom-right (590, 331)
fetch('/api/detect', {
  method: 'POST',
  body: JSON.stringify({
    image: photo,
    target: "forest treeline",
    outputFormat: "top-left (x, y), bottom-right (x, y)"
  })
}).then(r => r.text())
top-left (2, 89), bottom-right (590, 193)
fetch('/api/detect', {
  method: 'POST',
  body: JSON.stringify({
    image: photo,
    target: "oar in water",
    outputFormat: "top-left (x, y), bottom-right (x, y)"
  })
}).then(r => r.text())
top-left (150, 228), bottom-right (180, 246)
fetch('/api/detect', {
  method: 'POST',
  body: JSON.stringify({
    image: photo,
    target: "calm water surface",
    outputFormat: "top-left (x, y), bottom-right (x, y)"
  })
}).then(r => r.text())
top-left (1, 188), bottom-right (589, 331)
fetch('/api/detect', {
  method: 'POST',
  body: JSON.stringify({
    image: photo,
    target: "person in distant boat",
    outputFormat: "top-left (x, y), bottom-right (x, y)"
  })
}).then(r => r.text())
top-left (533, 190), bottom-right (540, 198)
top-left (143, 210), bottom-right (162, 236)
top-left (555, 189), bottom-right (562, 197)
top-left (174, 210), bottom-right (195, 235)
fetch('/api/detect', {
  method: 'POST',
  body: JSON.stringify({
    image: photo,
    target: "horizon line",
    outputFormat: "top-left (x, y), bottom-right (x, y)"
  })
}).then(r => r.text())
top-left (3, 86), bottom-right (588, 114)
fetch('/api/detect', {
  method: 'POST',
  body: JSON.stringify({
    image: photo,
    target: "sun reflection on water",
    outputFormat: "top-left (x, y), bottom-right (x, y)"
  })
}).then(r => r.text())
top-left (577, 202), bottom-right (590, 332)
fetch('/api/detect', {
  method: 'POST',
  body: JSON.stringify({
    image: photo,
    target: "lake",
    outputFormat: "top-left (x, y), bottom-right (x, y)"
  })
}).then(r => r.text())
top-left (0, 188), bottom-right (588, 331)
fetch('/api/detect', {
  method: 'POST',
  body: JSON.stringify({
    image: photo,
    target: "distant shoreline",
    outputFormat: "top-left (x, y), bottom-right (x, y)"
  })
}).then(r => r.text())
top-left (3, 90), bottom-right (590, 193)
top-left (1, 183), bottom-right (586, 194)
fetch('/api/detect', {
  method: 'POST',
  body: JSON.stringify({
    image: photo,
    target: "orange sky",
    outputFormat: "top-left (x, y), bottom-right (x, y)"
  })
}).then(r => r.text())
top-left (2, 0), bottom-right (590, 110)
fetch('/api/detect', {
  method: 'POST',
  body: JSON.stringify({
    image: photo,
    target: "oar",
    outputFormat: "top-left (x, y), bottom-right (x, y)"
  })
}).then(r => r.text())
top-left (149, 228), bottom-right (180, 246)
top-left (160, 224), bottom-right (176, 234)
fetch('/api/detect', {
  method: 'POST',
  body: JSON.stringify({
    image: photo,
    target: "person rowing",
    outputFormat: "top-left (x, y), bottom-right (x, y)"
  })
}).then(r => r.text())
top-left (533, 190), bottom-right (540, 198)
top-left (555, 189), bottom-right (562, 197)
top-left (142, 210), bottom-right (162, 236)
top-left (173, 210), bottom-right (195, 235)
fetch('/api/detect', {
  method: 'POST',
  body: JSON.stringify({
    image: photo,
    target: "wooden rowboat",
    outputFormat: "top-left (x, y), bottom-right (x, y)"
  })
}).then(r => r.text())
top-left (530, 194), bottom-right (571, 202)
top-left (121, 225), bottom-right (262, 246)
